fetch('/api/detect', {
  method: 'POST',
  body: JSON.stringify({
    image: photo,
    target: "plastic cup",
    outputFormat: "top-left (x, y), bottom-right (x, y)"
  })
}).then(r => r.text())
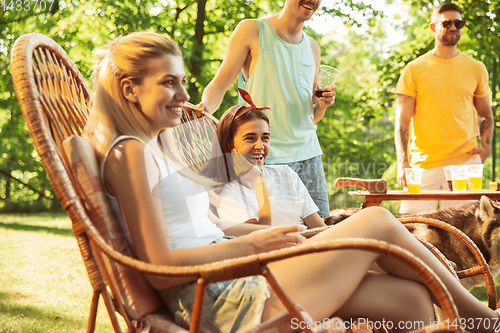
top-left (405, 168), bottom-right (422, 193)
top-left (443, 167), bottom-right (453, 191)
top-left (315, 65), bottom-right (341, 98)
top-left (269, 196), bottom-right (305, 226)
top-left (466, 164), bottom-right (484, 191)
top-left (449, 165), bottom-right (467, 192)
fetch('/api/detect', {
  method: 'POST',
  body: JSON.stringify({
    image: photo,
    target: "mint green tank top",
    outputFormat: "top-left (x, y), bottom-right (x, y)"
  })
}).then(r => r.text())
top-left (238, 18), bottom-right (322, 164)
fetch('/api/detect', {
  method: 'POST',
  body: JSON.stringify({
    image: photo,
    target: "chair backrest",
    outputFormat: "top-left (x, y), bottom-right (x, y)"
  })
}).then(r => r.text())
top-left (10, 33), bottom-right (167, 326)
top-left (172, 104), bottom-right (219, 172)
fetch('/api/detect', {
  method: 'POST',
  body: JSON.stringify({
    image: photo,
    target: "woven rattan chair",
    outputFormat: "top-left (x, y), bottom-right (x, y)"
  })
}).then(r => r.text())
top-left (398, 217), bottom-right (497, 309)
top-left (11, 33), bottom-right (465, 333)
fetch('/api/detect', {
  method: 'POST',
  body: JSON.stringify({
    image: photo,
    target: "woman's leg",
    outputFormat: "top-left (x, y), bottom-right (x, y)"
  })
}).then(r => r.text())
top-left (335, 272), bottom-right (435, 333)
top-left (263, 206), bottom-right (498, 332)
top-left (263, 270), bottom-right (434, 333)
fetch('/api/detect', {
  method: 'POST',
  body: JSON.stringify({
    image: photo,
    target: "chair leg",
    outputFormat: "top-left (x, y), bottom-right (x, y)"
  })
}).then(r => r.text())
top-left (86, 290), bottom-right (100, 333)
top-left (189, 278), bottom-right (207, 333)
top-left (262, 266), bottom-right (315, 333)
top-left (87, 289), bottom-right (124, 333)
top-left (101, 287), bottom-right (124, 333)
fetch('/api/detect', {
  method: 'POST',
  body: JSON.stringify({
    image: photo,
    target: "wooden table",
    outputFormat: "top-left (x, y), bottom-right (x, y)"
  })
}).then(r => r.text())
top-left (348, 189), bottom-right (500, 208)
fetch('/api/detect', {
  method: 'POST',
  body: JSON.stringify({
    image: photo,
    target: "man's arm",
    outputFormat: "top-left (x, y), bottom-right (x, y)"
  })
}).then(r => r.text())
top-left (395, 94), bottom-right (415, 187)
top-left (471, 95), bottom-right (494, 162)
top-left (310, 38), bottom-right (336, 123)
top-left (200, 20), bottom-right (259, 114)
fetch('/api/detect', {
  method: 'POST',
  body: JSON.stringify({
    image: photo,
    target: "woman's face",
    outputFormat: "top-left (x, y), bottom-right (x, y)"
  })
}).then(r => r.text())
top-left (131, 55), bottom-right (189, 135)
top-left (232, 118), bottom-right (270, 170)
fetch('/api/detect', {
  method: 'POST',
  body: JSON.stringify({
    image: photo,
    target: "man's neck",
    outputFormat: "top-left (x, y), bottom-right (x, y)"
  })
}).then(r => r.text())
top-left (431, 44), bottom-right (459, 59)
top-left (268, 11), bottom-right (305, 44)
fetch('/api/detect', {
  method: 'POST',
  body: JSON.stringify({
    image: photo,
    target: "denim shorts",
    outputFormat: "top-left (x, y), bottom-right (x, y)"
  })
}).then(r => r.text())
top-left (284, 155), bottom-right (330, 218)
top-left (159, 239), bottom-right (270, 333)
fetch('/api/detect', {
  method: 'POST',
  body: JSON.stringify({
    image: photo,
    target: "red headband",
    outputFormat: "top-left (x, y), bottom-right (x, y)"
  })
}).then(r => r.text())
top-left (237, 88), bottom-right (270, 113)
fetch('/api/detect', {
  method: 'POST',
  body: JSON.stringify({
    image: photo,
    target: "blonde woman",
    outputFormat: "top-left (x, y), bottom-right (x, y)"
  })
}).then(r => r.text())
top-left (83, 31), bottom-right (499, 333)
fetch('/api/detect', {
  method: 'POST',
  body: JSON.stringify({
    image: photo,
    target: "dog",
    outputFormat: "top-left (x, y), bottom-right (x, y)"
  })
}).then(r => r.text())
top-left (325, 196), bottom-right (500, 290)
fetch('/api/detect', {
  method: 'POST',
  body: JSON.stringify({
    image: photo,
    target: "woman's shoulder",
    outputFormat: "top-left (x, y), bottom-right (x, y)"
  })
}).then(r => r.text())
top-left (103, 137), bottom-right (160, 198)
top-left (105, 136), bottom-right (161, 179)
top-left (110, 135), bottom-right (147, 149)
top-left (107, 137), bottom-right (148, 162)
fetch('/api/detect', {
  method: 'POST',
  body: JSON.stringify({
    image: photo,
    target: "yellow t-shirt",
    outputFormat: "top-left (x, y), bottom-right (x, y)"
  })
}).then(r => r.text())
top-left (395, 51), bottom-right (490, 169)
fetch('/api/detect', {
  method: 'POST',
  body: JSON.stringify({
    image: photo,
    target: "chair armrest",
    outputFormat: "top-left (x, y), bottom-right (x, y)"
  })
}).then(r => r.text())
top-left (399, 216), bottom-right (496, 310)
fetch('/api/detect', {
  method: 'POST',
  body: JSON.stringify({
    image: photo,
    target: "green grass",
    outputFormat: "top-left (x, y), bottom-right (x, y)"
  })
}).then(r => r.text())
top-left (0, 213), bottom-right (124, 332)
top-left (1, 212), bottom-right (499, 332)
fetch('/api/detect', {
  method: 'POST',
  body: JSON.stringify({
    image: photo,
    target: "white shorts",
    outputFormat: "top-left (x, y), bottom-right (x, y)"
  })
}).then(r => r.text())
top-left (399, 155), bottom-right (482, 214)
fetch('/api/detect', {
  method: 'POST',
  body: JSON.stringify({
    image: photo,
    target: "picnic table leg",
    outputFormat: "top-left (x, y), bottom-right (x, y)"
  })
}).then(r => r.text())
top-left (361, 198), bottom-right (382, 208)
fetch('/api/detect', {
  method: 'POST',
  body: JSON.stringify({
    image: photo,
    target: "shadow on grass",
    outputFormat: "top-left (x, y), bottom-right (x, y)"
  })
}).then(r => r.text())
top-left (0, 291), bottom-right (86, 331)
top-left (0, 221), bottom-right (74, 237)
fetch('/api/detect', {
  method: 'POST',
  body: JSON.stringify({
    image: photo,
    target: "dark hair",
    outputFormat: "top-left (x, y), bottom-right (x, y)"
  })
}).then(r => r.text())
top-left (432, 2), bottom-right (462, 20)
top-left (200, 105), bottom-right (270, 184)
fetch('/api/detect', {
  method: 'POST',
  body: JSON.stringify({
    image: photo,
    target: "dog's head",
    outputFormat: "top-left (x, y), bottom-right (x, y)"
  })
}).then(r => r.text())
top-left (477, 196), bottom-right (500, 251)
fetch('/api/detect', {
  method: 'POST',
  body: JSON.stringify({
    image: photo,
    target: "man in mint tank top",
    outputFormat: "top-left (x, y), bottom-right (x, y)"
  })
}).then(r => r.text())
top-left (199, 0), bottom-right (336, 218)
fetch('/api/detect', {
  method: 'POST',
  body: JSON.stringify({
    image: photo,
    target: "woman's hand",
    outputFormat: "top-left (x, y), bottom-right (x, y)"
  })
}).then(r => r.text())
top-left (248, 225), bottom-right (306, 254)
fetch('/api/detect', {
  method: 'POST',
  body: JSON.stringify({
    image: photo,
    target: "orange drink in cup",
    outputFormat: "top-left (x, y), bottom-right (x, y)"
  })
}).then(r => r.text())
top-left (405, 168), bottom-right (422, 193)
top-left (466, 164), bottom-right (483, 191)
top-left (449, 165), bottom-right (467, 192)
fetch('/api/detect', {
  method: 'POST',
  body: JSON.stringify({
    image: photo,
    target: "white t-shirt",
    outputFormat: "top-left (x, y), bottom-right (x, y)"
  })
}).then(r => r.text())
top-left (103, 136), bottom-right (224, 252)
top-left (212, 165), bottom-right (318, 229)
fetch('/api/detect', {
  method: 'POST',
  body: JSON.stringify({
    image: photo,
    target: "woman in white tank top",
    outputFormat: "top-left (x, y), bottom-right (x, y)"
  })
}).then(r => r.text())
top-left (82, 31), bottom-right (500, 333)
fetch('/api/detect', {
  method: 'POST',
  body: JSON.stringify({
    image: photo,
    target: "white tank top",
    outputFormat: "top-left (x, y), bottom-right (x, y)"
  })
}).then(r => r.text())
top-left (101, 135), bottom-right (224, 252)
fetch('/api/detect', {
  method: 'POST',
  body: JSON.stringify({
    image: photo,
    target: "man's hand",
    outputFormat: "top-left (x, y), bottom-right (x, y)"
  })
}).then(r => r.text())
top-left (312, 82), bottom-right (337, 123)
top-left (313, 81), bottom-right (337, 108)
top-left (469, 147), bottom-right (491, 163)
top-left (194, 102), bottom-right (211, 118)
top-left (397, 161), bottom-right (411, 187)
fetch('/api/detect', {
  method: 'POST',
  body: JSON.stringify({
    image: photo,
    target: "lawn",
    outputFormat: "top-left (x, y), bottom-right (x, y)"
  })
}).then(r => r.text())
top-left (0, 212), bottom-right (498, 332)
top-left (0, 213), bottom-right (122, 332)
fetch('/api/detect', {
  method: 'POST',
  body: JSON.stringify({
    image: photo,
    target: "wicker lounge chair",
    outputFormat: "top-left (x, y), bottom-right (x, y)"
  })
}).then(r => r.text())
top-left (11, 33), bottom-right (465, 333)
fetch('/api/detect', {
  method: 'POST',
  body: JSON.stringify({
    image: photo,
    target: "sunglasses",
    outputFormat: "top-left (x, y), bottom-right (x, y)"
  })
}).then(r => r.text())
top-left (436, 19), bottom-right (466, 29)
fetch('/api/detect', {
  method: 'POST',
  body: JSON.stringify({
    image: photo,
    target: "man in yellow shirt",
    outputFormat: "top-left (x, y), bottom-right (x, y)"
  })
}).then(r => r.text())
top-left (395, 2), bottom-right (493, 214)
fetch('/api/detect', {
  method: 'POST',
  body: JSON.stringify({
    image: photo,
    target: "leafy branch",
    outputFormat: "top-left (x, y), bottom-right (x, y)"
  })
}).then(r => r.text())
top-left (0, 169), bottom-right (52, 200)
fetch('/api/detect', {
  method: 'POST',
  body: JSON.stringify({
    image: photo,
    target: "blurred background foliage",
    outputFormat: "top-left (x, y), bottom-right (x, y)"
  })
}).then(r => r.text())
top-left (1, 0), bottom-right (498, 212)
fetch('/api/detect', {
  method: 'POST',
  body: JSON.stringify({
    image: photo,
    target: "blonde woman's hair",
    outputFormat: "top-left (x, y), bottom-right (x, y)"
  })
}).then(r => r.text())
top-left (84, 31), bottom-right (216, 187)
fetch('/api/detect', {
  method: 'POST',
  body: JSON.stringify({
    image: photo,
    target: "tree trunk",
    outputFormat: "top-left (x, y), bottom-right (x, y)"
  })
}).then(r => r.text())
top-left (188, 0), bottom-right (207, 101)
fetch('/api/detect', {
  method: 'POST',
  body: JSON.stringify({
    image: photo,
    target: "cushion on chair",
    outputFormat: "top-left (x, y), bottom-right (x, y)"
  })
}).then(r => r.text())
top-left (62, 135), bottom-right (162, 320)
